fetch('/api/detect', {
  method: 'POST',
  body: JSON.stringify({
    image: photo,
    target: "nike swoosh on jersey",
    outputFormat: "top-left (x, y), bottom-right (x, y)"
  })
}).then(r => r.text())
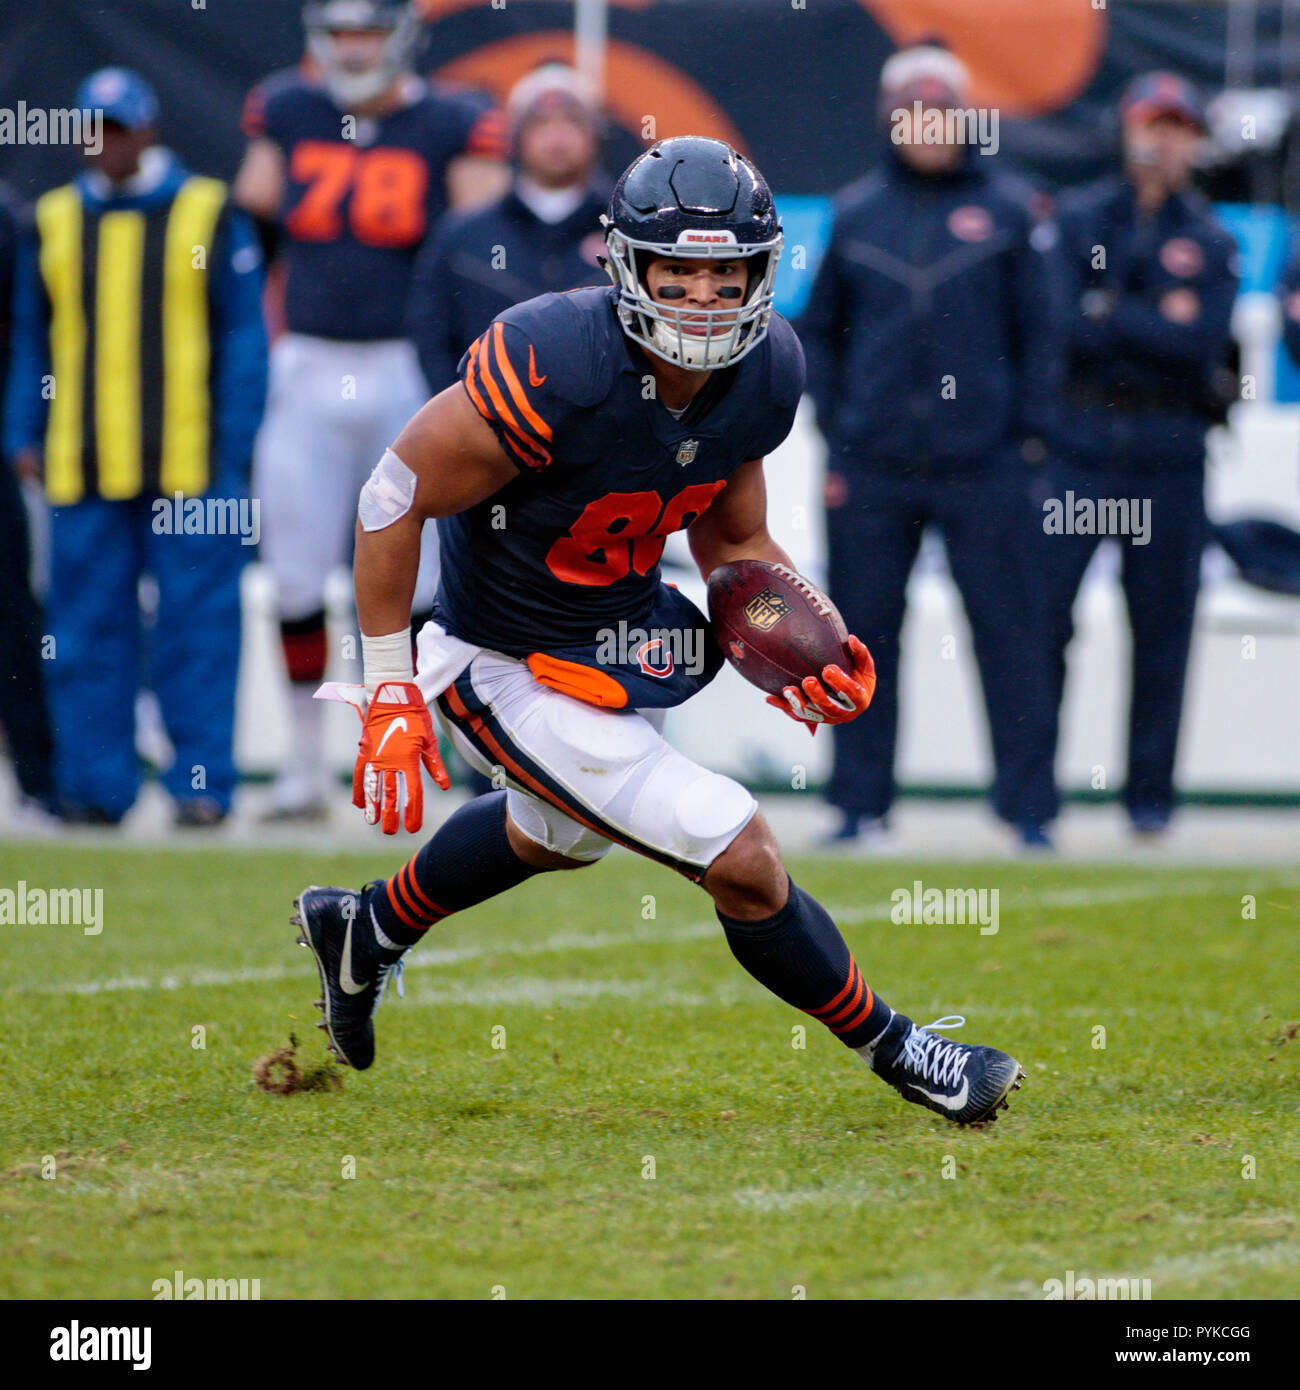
top-left (339, 914), bottom-right (367, 995)
top-left (528, 344), bottom-right (547, 387)
top-left (376, 716), bottom-right (408, 756)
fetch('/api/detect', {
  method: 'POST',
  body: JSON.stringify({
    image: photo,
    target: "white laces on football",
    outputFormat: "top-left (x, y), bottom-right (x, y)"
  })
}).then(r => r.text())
top-left (902, 1016), bottom-right (970, 1087)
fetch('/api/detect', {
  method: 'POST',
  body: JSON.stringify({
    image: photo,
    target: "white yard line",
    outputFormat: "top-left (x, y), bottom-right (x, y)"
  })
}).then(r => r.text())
top-left (403, 977), bottom-right (719, 1009)
top-left (14, 921), bottom-right (721, 997)
top-left (828, 873), bottom-right (1298, 923)
top-left (972, 1238), bottom-right (1300, 1300)
top-left (13, 875), bottom-right (1295, 999)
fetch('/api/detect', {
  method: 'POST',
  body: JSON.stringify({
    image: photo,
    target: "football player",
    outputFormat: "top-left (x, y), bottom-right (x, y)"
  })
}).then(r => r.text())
top-left (234, 0), bottom-right (508, 819)
top-left (293, 138), bottom-right (1024, 1126)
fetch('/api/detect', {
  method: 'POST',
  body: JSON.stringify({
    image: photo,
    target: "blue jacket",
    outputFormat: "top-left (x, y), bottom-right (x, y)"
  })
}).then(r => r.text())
top-left (0, 184), bottom-right (20, 413)
top-left (797, 147), bottom-right (1065, 470)
top-left (1055, 175), bottom-right (1238, 468)
top-left (407, 182), bottom-right (609, 394)
top-left (3, 150), bottom-right (267, 492)
top-left (1277, 243), bottom-right (1300, 367)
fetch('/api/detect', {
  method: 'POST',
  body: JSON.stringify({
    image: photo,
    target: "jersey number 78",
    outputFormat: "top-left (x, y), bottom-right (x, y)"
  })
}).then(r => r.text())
top-left (285, 140), bottom-right (428, 247)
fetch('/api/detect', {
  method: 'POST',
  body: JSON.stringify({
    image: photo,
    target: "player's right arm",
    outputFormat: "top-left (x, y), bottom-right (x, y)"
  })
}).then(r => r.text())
top-left (446, 154), bottom-right (510, 211)
top-left (346, 384), bottom-right (517, 831)
top-left (232, 137), bottom-right (285, 223)
top-left (233, 78), bottom-right (287, 224)
top-left (353, 384), bottom-right (517, 640)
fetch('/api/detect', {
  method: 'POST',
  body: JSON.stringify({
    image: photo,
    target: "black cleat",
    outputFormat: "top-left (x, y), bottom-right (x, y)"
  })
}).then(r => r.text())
top-left (291, 884), bottom-right (405, 1070)
top-left (870, 1015), bottom-right (1024, 1126)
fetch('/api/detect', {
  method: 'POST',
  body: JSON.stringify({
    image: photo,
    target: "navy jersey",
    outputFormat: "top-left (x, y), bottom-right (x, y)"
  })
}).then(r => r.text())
top-left (797, 148), bottom-right (1064, 469)
top-left (435, 285), bottom-right (806, 672)
top-left (1056, 176), bottom-right (1238, 467)
top-left (246, 70), bottom-right (503, 340)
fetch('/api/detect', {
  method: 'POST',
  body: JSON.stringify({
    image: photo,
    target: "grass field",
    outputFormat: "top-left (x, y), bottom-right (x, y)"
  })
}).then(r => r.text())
top-left (1, 839), bottom-right (1297, 1300)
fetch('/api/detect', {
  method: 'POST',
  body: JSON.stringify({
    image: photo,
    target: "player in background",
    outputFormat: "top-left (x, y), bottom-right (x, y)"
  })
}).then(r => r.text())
top-left (233, 0), bottom-right (508, 820)
top-left (408, 63), bottom-right (610, 395)
top-left (0, 180), bottom-right (58, 830)
top-left (1042, 74), bottom-right (1238, 840)
top-left (292, 137), bottom-right (1025, 1127)
top-left (797, 44), bottom-right (1063, 853)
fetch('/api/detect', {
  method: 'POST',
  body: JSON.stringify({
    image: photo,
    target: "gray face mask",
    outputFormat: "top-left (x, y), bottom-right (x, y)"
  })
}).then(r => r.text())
top-left (602, 223), bottom-right (783, 372)
top-left (304, 3), bottom-right (420, 110)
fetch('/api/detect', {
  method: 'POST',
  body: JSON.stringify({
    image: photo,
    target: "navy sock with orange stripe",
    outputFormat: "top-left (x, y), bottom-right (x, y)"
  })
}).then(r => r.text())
top-left (367, 791), bottom-right (536, 949)
top-left (717, 877), bottom-right (894, 1051)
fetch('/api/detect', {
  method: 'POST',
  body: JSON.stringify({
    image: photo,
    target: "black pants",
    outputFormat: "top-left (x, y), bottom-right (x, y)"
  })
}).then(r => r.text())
top-left (1035, 456), bottom-right (1205, 822)
top-left (824, 456), bottom-right (1057, 828)
top-left (0, 463), bottom-right (54, 802)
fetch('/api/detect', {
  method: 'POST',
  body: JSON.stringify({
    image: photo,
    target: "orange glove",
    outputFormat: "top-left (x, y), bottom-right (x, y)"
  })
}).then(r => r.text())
top-left (353, 681), bottom-right (450, 834)
top-left (765, 635), bottom-right (877, 735)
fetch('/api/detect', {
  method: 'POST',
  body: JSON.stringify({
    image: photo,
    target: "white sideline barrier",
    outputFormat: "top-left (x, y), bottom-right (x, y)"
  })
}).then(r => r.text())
top-left (234, 399), bottom-right (1300, 793)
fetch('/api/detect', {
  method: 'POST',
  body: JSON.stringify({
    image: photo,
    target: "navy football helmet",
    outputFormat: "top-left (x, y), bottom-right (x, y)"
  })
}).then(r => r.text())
top-left (601, 137), bottom-right (783, 370)
top-left (303, 0), bottom-right (422, 109)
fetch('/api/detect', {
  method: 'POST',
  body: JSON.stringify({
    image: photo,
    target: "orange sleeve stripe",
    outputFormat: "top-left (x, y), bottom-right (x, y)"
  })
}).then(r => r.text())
top-left (463, 336), bottom-right (493, 420)
top-left (465, 337), bottom-right (547, 468)
top-left (475, 332), bottom-right (551, 468)
top-left (491, 322), bottom-right (553, 441)
top-left (240, 87), bottom-right (267, 139)
top-left (475, 331), bottom-right (528, 436)
top-left (466, 108), bottom-right (507, 159)
top-left (808, 959), bottom-right (861, 1018)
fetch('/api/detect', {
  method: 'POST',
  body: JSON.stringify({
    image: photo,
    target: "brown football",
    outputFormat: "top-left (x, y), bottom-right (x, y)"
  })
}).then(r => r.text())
top-left (707, 559), bottom-right (852, 698)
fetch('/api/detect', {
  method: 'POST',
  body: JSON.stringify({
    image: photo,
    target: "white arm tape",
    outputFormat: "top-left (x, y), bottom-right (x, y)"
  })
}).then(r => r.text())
top-left (358, 448), bottom-right (418, 532)
top-left (362, 628), bottom-right (414, 697)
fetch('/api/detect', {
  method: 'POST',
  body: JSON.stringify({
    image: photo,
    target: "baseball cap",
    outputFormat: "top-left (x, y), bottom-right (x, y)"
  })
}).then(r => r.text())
top-left (1121, 71), bottom-right (1205, 131)
top-left (75, 68), bottom-right (159, 131)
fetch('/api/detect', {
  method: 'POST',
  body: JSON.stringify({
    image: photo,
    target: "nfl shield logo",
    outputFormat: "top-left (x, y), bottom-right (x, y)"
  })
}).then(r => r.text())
top-left (743, 587), bottom-right (794, 632)
top-left (676, 438), bottom-right (699, 466)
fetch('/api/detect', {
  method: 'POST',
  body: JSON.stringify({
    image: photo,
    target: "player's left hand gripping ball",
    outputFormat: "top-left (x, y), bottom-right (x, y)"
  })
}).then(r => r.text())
top-left (354, 682), bottom-right (450, 833)
top-left (766, 635), bottom-right (877, 729)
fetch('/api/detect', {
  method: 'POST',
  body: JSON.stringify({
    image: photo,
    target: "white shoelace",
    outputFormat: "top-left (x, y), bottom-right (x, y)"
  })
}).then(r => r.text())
top-left (372, 956), bottom-right (406, 1017)
top-left (901, 1015), bottom-right (970, 1088)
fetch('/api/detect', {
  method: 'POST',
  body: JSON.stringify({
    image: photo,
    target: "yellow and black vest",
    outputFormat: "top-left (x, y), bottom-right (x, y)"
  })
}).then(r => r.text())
top-left (35, 175), bottom-right (228, 505)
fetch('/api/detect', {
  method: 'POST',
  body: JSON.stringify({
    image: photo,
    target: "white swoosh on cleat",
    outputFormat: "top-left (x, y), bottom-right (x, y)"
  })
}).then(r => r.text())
top-left (376, 717), bottom-right (408, 756)
top-left (339, 913), bottom-right (368, 995)
top-left (914, 1078), bottom-right (969, 1111)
